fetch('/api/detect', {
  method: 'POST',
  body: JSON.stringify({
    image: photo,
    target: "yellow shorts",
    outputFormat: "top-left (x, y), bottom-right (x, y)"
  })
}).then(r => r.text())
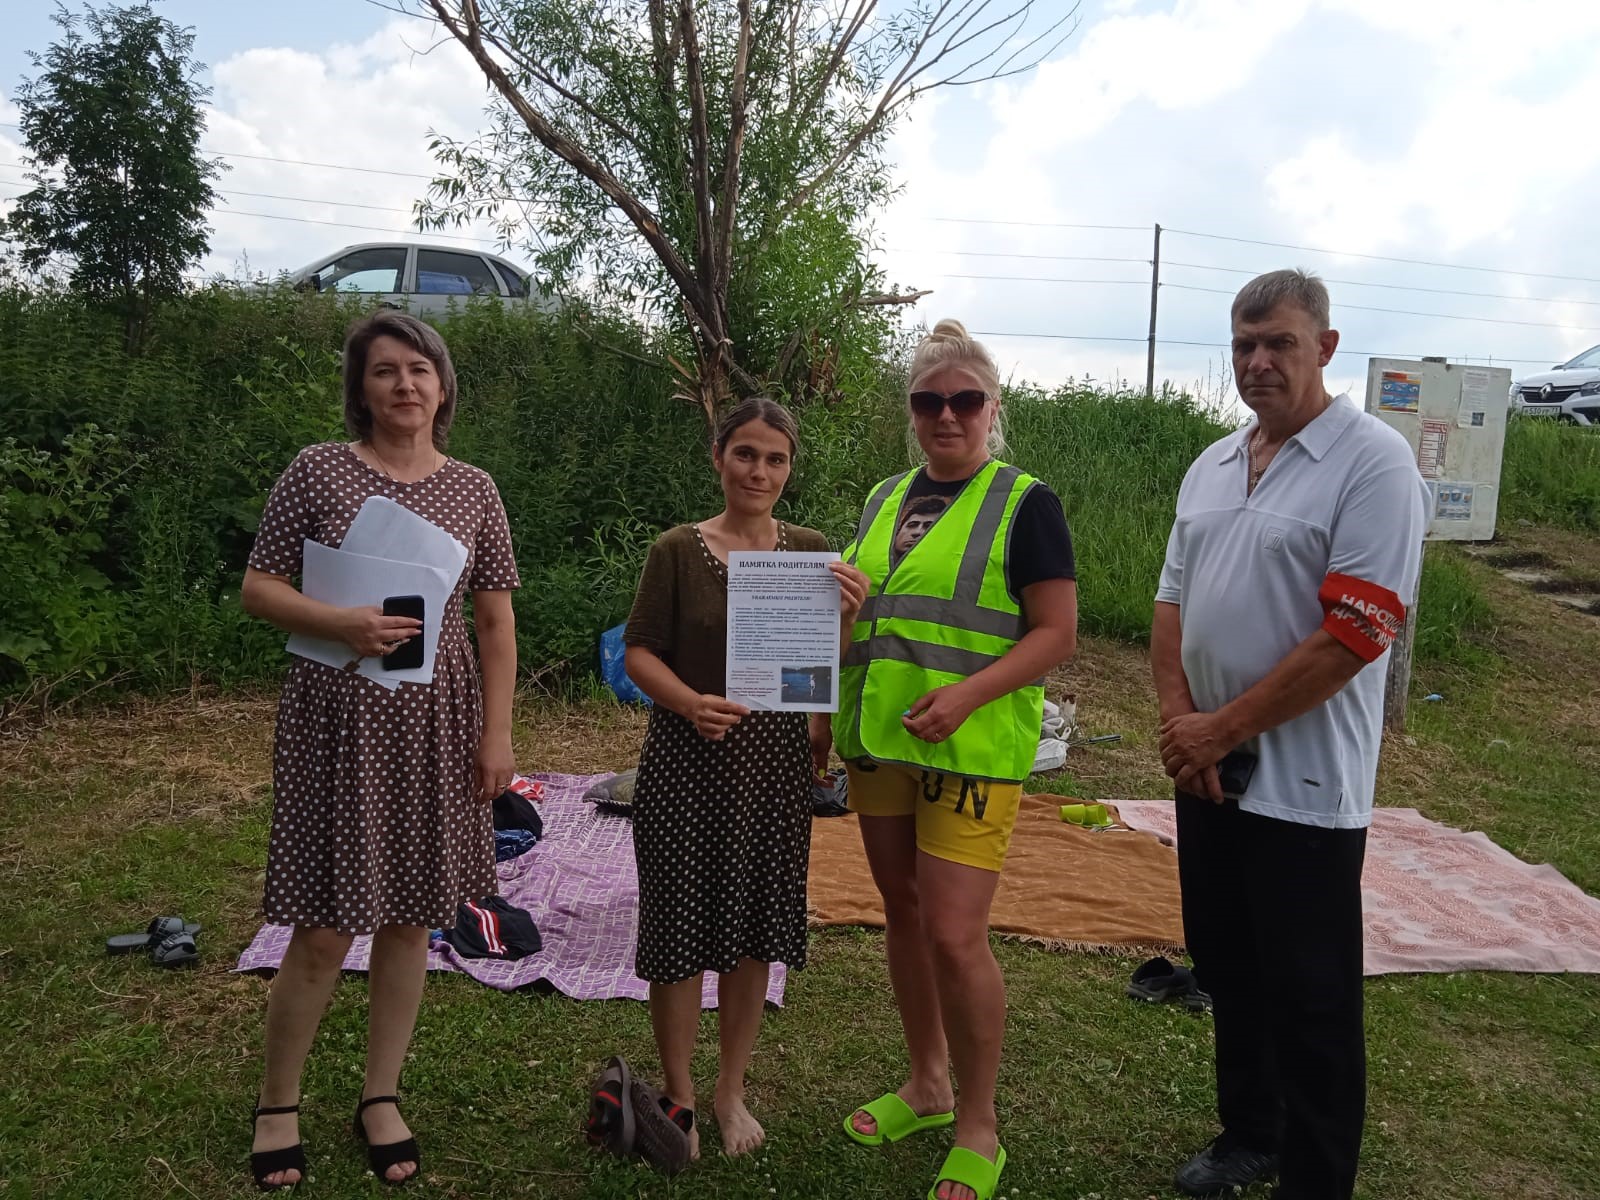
top-left (844, 758), bottom-right (1023, 873)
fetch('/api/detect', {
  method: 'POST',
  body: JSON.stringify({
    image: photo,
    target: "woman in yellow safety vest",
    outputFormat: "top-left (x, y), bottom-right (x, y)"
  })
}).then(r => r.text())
top-left (820, 319), bottom-right (1078, 1200)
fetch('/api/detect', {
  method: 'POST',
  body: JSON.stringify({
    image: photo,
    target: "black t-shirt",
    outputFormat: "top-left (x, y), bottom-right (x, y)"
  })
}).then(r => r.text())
top-left (891, 467), bottom-right (1075, 597)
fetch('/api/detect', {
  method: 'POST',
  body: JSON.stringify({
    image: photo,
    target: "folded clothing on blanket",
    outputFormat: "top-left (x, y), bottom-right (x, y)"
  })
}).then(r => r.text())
top-left (494, 777), bottom-right (545, 839)
top-left (495, 828), bottom-right (538, 862)
top-left (436, 895), bottom-right (542, 960)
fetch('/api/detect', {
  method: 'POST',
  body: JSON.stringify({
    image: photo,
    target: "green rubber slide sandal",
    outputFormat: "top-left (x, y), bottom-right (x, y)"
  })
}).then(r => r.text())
top-left (926, 1145), bottom-right (1007, 1200)
top-left (842, 1093), bottom-right (955, 1146)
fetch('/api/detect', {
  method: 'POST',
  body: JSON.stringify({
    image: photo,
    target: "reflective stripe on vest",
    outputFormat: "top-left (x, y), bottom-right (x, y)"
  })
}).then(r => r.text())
top-left (833, 460), bottom-right (1045, 783)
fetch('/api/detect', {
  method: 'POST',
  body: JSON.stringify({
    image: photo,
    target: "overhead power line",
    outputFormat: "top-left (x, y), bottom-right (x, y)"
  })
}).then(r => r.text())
top-left (891, 249), bottom-right (1152, 266)
top-left (1162, 259), bottom-right (1600, 308)
top-left (4, 118), bottom-right (1597, 287)
top-left (929, 216), bottom-right (1147, 232)
top-left (935, 273), bottom-right (1147, 287)
top-left (1160, 281), bottom-right (1600, 334)
top-left (0, 124), bottom-right (440, 180)
top-left (971, 328), bottom-right (1554, 365)
top-left (210, 208), bottom-right (499, 245)
top-left (1163, 226), bottom-right (1600, 287)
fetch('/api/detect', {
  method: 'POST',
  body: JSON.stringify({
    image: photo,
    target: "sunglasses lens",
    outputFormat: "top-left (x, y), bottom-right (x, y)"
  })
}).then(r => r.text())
top-left (910, 390), bottom-right (988, 417)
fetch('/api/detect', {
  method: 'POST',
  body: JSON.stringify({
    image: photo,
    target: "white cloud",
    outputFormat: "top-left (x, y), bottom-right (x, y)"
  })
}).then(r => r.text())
top-left (199, 19), bottom-right (512, 277)
top-left (878, 0), bottom-right (1600, 390)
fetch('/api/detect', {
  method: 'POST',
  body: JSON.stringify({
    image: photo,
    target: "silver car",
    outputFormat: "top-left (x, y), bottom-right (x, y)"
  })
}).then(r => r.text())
top-left (286, 241), bottom-right (556, 316)
top-left (1510, 344), bottom-right (1600, 426)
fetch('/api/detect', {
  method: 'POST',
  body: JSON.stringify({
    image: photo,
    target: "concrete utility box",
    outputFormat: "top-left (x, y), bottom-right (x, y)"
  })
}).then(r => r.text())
top-left (1363, 358), bottom-right (1511, 542)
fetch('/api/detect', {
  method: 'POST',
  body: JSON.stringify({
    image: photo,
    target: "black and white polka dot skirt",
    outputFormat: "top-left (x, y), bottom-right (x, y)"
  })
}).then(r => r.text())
top-left (632, 707), bottom-right (813, 984)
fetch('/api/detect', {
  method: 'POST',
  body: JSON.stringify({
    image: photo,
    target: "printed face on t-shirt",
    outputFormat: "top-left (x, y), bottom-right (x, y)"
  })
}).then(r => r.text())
top-left (894, 497), bottom-right (950, 557)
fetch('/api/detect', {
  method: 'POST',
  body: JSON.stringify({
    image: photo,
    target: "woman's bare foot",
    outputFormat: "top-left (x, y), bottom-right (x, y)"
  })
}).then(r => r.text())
top-left (358, 1100), bottom-right (418, 1182)
top-left (849, 1081), bottom-right (955, 1138)
top-left (713, 1092), bottom-right (765, 1156)
top-left (251, 1109), bottom-right (303, 1187)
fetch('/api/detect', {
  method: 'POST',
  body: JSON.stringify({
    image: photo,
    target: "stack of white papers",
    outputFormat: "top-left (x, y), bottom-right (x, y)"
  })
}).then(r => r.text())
top-left (286, 497), bottom-right (469, 689)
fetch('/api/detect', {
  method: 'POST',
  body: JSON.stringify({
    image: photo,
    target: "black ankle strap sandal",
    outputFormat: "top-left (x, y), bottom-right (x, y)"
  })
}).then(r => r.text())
top-left (353, 1095), bottom-right (421, 1185)
top-left (250, 1103), bottom-right (305, 1192)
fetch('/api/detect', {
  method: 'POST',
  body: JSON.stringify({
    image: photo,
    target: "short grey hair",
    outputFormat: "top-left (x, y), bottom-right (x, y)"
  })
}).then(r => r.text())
top-left (1231, 268), bottom-right (1331, 332)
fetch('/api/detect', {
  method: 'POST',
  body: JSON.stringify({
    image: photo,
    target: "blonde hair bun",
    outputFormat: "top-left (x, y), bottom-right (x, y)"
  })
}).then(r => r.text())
top-left (928, 318), bottom-right (970, 341)
top-left (906, 317), bottom-right (1007, 457)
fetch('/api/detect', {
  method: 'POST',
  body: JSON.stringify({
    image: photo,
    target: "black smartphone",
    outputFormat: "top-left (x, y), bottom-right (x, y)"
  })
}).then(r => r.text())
top-left (1216, 748), bottom-right (1258, 800)
top-left (381, 595), bottom-right (425, 670)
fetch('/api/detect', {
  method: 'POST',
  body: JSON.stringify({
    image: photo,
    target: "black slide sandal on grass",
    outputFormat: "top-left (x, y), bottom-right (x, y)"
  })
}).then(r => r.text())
top-left (106, 916), bottom-right (200, 955)
top-left (150, 930), bottom-right (199, 968)
top-left (1126, 956), bottom-right (1196, 1002)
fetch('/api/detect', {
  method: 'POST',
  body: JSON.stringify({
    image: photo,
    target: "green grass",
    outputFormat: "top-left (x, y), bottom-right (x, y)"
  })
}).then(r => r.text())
top-left (1502, 417), bottom-right (1600, 533)
top-left (4, 536), bottom-right (1600, 1199)
top-left (1003, 385), bottom-right (1231, 642)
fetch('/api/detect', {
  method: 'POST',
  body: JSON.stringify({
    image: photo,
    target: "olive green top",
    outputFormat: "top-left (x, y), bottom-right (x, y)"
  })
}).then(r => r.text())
top-left (624, 521), bottom-right (830, 697)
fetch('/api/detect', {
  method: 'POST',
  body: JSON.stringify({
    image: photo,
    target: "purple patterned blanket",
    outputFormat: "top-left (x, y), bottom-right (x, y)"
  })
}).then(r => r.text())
top-left (235, 773), bottom-right (788, 1007)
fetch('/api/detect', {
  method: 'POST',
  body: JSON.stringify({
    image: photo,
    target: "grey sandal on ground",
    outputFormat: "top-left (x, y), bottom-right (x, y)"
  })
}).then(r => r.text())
top-left (151, 930), bottom-right (199, 967)
top-left (106, 915), bottom-right (200, 955)
top-left (584, 1056), bottom-right (636, 1157)
top-left (627, 1077), bottom-right (692, 1176)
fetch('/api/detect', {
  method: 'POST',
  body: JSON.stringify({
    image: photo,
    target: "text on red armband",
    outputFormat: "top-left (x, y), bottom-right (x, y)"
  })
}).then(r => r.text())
top-left (1318, 572), bottom-right (1405, 662)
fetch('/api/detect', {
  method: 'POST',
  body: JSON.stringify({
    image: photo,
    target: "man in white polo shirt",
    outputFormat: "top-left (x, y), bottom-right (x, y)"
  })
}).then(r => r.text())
top-left (1152, 269), bottom-right (1428, 1200)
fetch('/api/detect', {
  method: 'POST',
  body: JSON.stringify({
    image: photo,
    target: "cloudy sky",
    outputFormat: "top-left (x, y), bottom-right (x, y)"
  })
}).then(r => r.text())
top-left (3, 0), bottom-right (1599, 400)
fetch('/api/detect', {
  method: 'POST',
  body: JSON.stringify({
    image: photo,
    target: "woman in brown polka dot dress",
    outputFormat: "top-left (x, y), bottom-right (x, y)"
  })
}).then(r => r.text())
top-left (619, 399), bottom-right (868, 1163)
top-left (239, 312), bottom-right (520, 1189)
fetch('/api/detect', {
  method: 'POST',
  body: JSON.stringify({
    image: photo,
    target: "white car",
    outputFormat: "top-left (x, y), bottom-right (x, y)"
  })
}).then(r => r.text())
top-left (1510, 344), bottom-right (1600, 426)
top-left (286, 242), bottom-right (556, 317)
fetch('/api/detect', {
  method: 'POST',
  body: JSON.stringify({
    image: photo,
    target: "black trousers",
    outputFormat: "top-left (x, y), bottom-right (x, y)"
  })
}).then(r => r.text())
top-left (1176, 792), bottom-right (1368, 1200)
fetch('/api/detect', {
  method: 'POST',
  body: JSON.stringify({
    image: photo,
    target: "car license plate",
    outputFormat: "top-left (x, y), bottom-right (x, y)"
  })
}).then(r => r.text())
top-left (1521, 404), bottom-right (1559, 413)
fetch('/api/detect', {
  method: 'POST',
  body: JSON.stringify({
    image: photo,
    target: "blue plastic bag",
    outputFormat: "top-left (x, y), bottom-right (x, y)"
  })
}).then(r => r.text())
top-left (600, 623), bottom-right (652, 706)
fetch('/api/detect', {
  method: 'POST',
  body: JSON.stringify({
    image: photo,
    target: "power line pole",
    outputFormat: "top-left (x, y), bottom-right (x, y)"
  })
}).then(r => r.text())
top-left (1146, 222), bottom-right (1162, 396)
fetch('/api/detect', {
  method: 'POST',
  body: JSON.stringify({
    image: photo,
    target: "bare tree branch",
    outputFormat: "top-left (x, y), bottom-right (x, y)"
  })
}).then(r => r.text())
top-left (853, 287), bottom-right (932, 307)
top-left (469, 22), bottom-right (652, 165)
top-left (678, 0), bottom-right (718, 344)
top-left (762, 0), bottom-right (1067, 249)
top-left (424, 0), bottom-right (708, 320)
top-left (781, 0), bottom-right (876, 129)
top-left (711, 0), bottom-right (751, 310)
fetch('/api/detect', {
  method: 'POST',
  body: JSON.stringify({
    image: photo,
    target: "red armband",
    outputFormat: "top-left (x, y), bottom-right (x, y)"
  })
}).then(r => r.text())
top-left (1318, 572), bottom-right (1405, 662)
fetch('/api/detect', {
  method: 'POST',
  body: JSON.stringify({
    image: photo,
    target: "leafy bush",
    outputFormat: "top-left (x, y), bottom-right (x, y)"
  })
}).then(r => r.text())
top-left (0, 427), bottom-right (140, 689)
top-left (3, 282), bottom-right (1507, 698)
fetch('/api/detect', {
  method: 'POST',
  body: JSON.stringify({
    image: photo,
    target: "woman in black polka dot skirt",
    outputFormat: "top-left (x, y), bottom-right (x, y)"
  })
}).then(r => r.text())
top-left (239, 312), bottom-right (520, 1189)
top-left (620, 398), bottom-right (868, 1162)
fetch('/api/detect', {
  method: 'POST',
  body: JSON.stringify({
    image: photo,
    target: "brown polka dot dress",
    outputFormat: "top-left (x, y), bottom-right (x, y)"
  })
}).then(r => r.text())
top-left (247, 442), bottom-right (521, 935)
top-left (624, 523), bottom-right (828, 985)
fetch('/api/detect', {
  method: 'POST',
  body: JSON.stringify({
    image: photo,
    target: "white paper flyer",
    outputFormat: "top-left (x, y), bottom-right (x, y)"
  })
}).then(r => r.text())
top-left (724, 551), bottom-right (842, 712)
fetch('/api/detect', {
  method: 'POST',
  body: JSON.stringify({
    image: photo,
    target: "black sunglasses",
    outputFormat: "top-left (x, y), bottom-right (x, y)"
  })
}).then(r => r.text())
top-left (909, 389), bottom-right (989, 418)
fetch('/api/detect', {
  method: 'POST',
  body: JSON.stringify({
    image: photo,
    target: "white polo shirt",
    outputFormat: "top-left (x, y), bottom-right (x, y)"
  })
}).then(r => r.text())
top-left (1155, 393), bottom-right (1429, 829)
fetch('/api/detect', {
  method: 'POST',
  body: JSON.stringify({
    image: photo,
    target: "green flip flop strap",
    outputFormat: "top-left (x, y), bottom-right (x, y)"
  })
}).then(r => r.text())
top-left (929, 1145), bottom-right (1007, 1200)
top-left (848, 1093), bottom-right (953, 1144)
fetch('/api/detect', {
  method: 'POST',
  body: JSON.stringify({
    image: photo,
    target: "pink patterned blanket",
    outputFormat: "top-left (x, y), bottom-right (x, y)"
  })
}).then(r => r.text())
top-left (1116, 801), bottom-right (1600, 975)
top-left (235, 773), bottom-right (787, 1006)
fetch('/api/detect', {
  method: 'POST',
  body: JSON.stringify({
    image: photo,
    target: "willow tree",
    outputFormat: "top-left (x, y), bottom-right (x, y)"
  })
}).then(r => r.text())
top-left (415, 0), bottom-right (1076, 419)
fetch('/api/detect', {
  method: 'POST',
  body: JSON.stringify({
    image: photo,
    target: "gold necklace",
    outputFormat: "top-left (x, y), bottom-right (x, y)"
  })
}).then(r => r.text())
top-left (1247, 428), bottom-right (1267, 492)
